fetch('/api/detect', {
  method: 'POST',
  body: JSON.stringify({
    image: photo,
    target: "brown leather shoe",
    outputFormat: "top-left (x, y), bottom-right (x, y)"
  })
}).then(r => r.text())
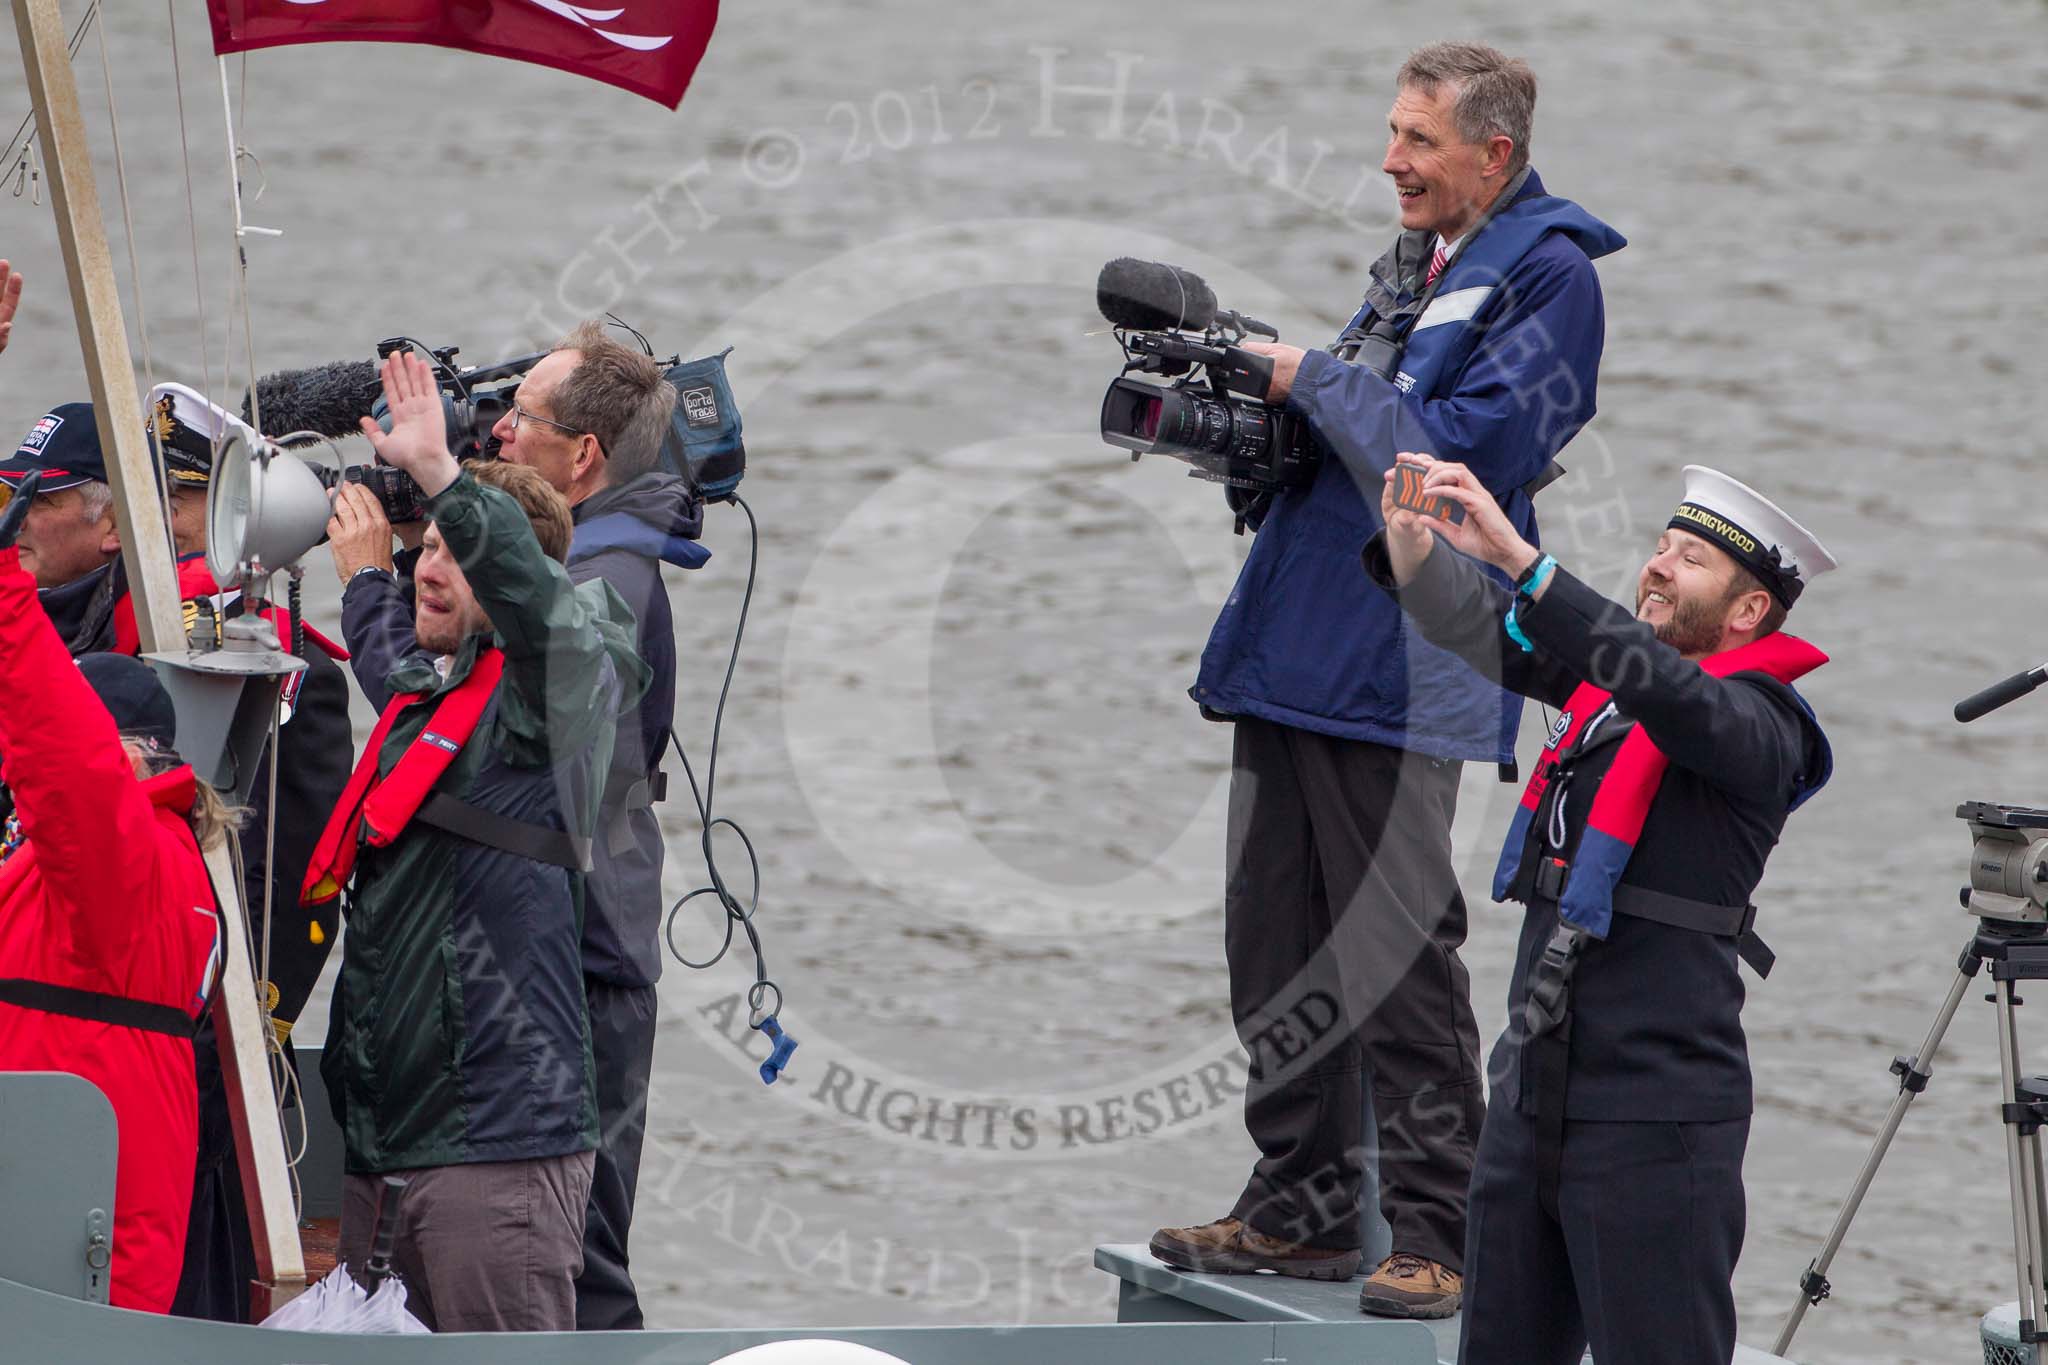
top-left (1356, 1252), bottom-right (1462, 1319)
top-left (1149, 1216), bottom-right (1363, 1281)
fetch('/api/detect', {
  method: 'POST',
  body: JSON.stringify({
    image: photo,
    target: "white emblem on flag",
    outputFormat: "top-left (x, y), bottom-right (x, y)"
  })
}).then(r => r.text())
top-left (285, 0), bottom-right (674, 51)
top-left (521, 1), bottom-right (674, 50)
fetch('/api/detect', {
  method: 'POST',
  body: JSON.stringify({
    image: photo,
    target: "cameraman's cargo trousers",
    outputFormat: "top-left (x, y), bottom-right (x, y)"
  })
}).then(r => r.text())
top-left (1223, 718), bottom-right (1485, 1270)
top-left (575, 977), bottom-right (659, 1330)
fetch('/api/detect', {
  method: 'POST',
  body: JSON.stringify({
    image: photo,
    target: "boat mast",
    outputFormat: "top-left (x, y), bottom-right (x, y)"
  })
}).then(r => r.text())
top-left (10, 0), bottom-right (307, 1313)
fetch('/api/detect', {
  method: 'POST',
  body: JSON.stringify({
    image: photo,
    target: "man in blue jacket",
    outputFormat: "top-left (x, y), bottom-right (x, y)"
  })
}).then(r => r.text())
top-left (1150, 42), bottom-right (1625, 1319)
top-left (490, 321), bottom-right (708, 1330)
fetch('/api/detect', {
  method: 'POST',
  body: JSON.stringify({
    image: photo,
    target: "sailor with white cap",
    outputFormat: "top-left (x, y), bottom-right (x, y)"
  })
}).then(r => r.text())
top-left (1361, 454), bottom-right (1838, 1365)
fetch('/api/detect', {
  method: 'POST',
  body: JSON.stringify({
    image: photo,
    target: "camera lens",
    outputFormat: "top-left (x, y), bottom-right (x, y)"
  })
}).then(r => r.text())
top-left (1137, 395), bottom-right (1162, 443)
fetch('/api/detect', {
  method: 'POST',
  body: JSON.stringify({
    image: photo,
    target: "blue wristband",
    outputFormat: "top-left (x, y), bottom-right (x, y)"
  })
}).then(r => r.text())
top-left (1503, 554), bottom-right (1557, 653)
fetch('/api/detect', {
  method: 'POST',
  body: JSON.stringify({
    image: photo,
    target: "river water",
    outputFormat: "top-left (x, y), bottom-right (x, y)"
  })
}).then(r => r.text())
top-left (5, 2), bottom-right (2048, 1360)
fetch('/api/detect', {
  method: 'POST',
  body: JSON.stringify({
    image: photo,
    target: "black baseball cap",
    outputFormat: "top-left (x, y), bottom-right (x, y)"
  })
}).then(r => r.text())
top-left (77, 654), bottom-right (179, 752)
top-left (1, 402), bottom-right (108, 492)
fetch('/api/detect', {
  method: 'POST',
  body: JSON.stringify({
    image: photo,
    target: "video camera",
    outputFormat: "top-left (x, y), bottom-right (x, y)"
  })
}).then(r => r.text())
top-left (350, 336), bottom-right (541, 522)
top-left (247, 336), bottom-right (542, 524)
top-left (1096, 258), bottom-right (1322, 497)
top-left (251, 328), bottom-right (748, 524)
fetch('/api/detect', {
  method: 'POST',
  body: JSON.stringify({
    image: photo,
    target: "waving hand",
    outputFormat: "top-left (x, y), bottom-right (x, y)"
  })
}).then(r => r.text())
top-left (357, 352), bottom-right (460, 498)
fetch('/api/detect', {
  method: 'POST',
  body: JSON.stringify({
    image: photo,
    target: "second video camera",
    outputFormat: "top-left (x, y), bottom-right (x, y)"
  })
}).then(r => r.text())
top-left (1096, 258), bottom-right (1321, 495)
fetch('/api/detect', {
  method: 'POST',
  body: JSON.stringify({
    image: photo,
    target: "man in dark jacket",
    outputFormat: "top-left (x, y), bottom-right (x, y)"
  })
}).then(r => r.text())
top-left (1364, 454), bottom-right (1834, 1365)
top-left (489, 320), bottom-right (705, 1329)
top-left (1152, 42), bottom-right (1624, 1318)
top-left (319, 352), bottom-right (646, 1333)
top-left (0, 394), bottom-right (353, 1321)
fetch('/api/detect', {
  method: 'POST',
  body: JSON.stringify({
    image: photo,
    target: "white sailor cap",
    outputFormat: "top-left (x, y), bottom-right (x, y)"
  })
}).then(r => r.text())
top-left (1668, 465), bottom-right (1838, 609)
top-left (146, 381), bottom-right (251, 487)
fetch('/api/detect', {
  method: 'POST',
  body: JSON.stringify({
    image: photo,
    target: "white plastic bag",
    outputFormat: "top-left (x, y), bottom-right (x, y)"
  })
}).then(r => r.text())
top-left (257, 1263), bottom-right (430, 1334)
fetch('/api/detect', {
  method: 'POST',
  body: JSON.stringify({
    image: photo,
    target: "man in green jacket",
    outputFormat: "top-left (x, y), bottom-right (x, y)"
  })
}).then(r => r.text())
top-left (317, 352), bottom-right (646, 1332)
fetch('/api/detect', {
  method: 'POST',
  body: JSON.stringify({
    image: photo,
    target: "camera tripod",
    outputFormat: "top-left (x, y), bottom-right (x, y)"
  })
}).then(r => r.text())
top-left (1777, 802), bottom-right (2048, 1358)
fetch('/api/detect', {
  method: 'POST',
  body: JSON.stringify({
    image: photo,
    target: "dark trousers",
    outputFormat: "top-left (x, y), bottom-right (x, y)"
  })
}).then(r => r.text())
top-left (1223, 718), bottom-right (1485, 1268)
top-left (1459, 1103), bottom-right (1749, 1365)
top-left (169, 1016), bottom-right (258, 1323)
top-left (574, 977), bottom-right (658, 1330)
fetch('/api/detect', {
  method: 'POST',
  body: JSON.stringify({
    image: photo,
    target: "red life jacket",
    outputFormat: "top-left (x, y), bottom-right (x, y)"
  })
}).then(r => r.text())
top-left (1490, 632), bottom-right (1828, 937)
top-left (302, 650), bottom-right (505, 906)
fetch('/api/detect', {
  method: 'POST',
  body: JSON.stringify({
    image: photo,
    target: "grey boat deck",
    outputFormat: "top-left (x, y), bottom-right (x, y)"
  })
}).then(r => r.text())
top-left (1101, 1243), bottom-right (1461, 1361)
top-left (0, 1069), bottom-right (1794, 1362)
top-left (1096, 1244), bottom-right (1798, 1364)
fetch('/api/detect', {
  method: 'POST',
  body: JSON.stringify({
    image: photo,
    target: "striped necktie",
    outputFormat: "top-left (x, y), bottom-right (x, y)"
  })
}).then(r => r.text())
top-left (1425, 242), bottom-right (1450, 288)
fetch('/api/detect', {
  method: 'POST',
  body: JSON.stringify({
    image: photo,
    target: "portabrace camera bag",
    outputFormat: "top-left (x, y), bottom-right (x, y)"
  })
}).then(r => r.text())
top-left (661, 348), bottom-right (745, 501)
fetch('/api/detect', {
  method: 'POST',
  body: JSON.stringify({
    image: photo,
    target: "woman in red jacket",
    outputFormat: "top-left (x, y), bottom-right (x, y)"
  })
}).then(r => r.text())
top-left (0, 472), bottom-right (227, 1312)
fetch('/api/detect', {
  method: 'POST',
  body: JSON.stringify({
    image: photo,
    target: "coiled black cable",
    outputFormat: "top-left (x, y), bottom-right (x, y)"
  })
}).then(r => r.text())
top-left (661, 494), bottom-right (782, 1026)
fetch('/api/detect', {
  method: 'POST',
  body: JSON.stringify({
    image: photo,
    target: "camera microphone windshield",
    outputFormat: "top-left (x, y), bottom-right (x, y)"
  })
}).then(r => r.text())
top-left (241, 358), bottom-right (382, 445)
top-left (1097, 258), bottom-right (1221, 332)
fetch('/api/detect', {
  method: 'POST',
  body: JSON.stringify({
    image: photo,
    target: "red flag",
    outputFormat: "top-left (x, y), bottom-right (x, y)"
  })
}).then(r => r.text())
top-left (206, 1), bottom-right (719, 110)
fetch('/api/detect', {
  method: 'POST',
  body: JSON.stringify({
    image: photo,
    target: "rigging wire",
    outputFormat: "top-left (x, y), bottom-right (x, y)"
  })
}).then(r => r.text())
top-left (209, 53), bottom-right (285, 992)
top-left (89, 4), bottom-right (178, 572)
top-left (218, 56), bottom-right (268, 439)
top-left (164, 2), bottom-right (219, 423)
top-left (1, 0), bottom-right (98, 176)
top-left (166, 4), bottom-right (303, 1165)
top-left (91, 10), bottom-right (151, 387)
top-left (661, 493), bottom-right (783, 1026)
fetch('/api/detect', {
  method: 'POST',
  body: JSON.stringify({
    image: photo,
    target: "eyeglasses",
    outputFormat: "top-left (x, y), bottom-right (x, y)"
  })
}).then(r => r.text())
top-left (507, 402), bottom-right (585, 439)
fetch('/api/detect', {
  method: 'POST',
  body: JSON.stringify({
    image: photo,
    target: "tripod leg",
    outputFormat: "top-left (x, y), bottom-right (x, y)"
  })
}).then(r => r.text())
top-left (1772, 943), bottom-right (1982, 1357)
top-left (2034, 1131), bottom-right (2048, 1313)
top-left (2000, 978), bottom-right (2047, 1337)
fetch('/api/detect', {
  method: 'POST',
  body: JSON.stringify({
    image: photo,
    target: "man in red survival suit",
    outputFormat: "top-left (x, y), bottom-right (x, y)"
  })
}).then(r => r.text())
top-left (1362, 455), bottom-right (1836, 1365)
top-left (0, 469), bottom-right (226, 1312)
top-left (0, 389), bottom-right (354, 1322)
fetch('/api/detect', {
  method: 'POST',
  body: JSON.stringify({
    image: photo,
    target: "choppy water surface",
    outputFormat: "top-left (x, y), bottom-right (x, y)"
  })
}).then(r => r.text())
top-left (6, 3), bottom-right (2048, 1359)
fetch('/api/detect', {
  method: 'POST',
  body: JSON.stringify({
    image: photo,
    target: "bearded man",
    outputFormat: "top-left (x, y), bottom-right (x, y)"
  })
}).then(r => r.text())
top-left (1365, 454), bottom-right (1836, 1365)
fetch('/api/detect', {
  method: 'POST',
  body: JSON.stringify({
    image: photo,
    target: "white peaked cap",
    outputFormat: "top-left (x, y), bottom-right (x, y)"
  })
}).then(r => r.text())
top-left (146, 381), bottom-right (256, 486)
top-left (1669, 465), bottom-right (1838, 608)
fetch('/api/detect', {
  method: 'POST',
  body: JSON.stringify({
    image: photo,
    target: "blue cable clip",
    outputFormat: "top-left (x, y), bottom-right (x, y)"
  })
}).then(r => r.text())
top-left (757, 1015), bottom-right (798, 1085)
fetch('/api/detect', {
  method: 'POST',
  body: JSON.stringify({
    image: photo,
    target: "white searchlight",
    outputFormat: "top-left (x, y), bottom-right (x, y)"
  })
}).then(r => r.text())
top-left (142, 406), bottom-right (343, 805)
top-left (203, 421), bottom-right (337, 592)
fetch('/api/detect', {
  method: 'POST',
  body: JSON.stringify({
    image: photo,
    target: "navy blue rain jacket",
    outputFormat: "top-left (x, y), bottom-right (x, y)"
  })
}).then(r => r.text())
top-left (567, 472), bottom-right (708, 987)
top-left (1193, 170), bottom-right (1626, 762)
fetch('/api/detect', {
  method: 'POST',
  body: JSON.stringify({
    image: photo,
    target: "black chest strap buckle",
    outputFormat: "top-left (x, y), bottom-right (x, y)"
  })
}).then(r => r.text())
top-left (1525, 924), bottom-right (1585, 1037)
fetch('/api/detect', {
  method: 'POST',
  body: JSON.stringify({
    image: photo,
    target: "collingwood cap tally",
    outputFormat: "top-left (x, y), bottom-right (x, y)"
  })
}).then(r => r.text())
top-left (1668, 465), bottom-right (1838, 609)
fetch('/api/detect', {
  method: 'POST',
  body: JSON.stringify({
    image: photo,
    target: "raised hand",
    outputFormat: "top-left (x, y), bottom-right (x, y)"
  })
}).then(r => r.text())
top-left (1380, 455), bottom-right (1440, 584)
top-left (1400, 454), bottom-right (1541, 579)
top-left (0, 261), bottom-right (20, 358)
top-left (356, 352), bottom-right (459, 497)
